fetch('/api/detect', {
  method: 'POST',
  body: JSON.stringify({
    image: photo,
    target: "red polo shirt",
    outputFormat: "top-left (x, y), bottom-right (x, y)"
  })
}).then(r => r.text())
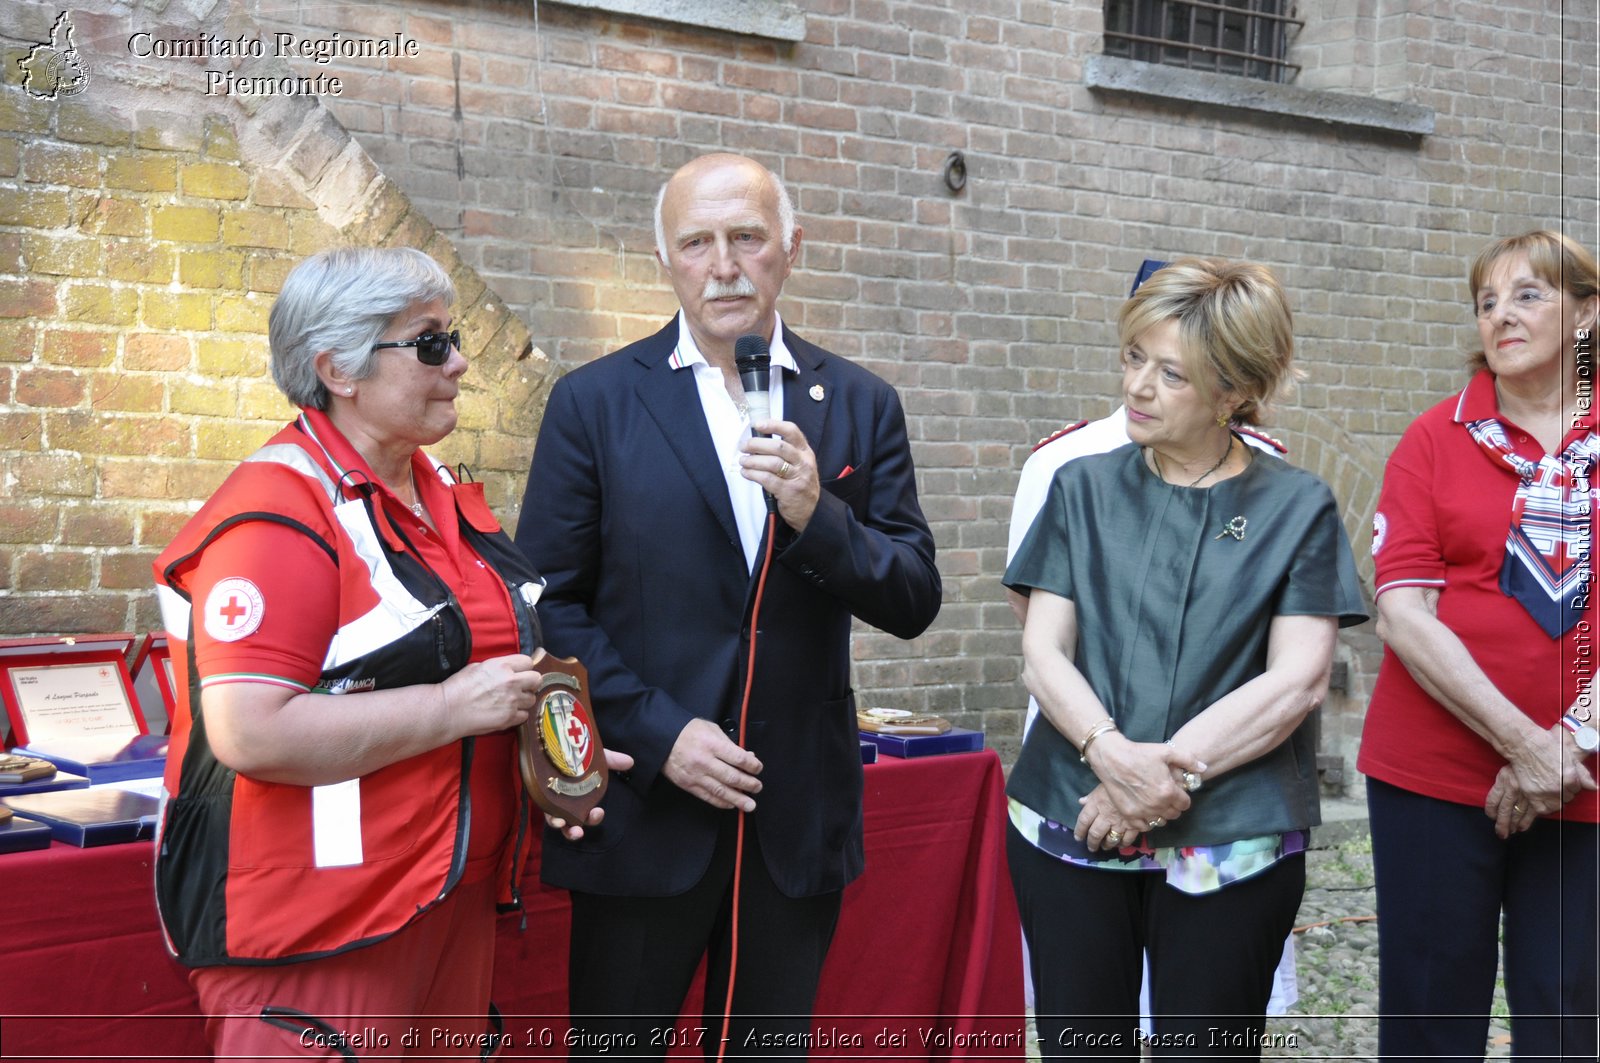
top-left (1360, 370), bottom-right (1599, 822)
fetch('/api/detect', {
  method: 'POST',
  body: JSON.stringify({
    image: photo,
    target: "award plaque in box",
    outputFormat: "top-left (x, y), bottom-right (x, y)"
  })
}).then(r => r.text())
top-left (128, 633), bottom-right (176, 736)
top-left (16, 733), bottom-right (168, 784)
top-left (0, 635), bottom-right (145, 749)
top-left (518, 651), bottom-right (609, 823)
top-left (860, 726), bottom-right (985, 759)
top-left (857, 707), bottom-right (953, 736)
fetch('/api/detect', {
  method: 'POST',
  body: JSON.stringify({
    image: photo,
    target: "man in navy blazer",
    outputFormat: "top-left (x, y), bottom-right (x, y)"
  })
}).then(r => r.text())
top-left (514, 154), bottom-right (941, 1057)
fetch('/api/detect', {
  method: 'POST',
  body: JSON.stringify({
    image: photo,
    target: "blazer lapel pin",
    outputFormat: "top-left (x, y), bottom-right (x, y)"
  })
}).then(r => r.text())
top-left (810, 384), bottom-right (825, 401)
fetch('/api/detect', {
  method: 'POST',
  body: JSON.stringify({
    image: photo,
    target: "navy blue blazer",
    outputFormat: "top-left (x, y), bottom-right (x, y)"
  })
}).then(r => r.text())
top-left (515, 318), bottom-right (940, 898)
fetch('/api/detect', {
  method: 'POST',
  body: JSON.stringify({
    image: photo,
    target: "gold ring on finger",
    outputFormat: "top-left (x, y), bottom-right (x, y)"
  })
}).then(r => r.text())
top-left (1105, 829), bottom-right (1122, 846)
top-left (779, 460), bottom-right (793, 479)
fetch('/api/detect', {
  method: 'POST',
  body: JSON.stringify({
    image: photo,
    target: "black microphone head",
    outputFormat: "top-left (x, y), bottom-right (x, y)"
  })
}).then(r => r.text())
top-left (734, 333), bottom-right (770, 372)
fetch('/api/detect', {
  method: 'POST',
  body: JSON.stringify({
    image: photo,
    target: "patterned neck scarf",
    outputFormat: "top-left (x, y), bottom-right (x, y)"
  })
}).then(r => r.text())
top-left (1464, 418), bottom-right (1599, 638)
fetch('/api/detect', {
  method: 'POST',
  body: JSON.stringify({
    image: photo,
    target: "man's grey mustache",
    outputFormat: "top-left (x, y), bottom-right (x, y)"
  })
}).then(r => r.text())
top-left (702, 277), bottom-right (758, 300)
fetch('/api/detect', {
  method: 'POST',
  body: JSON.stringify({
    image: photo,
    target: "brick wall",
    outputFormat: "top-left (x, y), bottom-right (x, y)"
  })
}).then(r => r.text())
top-left (3, 0), bottom-right (1597, 777)
top-left (0, 0), bottom-right (550, 637)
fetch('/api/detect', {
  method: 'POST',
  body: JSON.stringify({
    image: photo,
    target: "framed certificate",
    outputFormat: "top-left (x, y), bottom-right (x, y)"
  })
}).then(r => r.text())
top-left (0, 636), bottom-right (146, 749)
top-left (128, 633), bottom-right (176, 735)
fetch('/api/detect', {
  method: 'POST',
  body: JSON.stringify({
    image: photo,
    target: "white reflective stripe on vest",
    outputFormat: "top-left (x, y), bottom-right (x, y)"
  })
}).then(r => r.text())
top-left (243, 443), bottom-right (445, 674)
top-left (156, 583), bottom-right (191, 641)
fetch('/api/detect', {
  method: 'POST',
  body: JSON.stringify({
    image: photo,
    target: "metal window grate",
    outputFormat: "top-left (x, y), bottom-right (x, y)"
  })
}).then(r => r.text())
top-left (1104, 0), bottom-right (1304, 84)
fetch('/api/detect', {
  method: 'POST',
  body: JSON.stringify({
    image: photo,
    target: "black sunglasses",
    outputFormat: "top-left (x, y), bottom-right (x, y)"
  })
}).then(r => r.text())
top-left (371, 329), bottom-right (461, 366)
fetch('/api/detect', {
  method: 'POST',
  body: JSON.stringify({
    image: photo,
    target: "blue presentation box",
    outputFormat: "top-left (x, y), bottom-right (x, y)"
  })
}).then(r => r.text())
top-left (0, 812), bottom-right (54, 854)
top-left (859, 739), bottom-right (878, 765)
top-left (1, 788), bottom-right (160, 847)
top-left (859, 727), bottom-right (985, 758)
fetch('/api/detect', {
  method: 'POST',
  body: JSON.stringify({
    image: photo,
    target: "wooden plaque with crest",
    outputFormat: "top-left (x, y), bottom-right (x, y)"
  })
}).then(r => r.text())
top-left (518, 650), bottom-right (609, 823)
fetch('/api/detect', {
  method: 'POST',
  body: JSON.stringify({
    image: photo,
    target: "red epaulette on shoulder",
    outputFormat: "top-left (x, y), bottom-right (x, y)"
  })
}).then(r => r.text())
top-left (1032, 420), bottom-right (1089, 453)
top-left (1236, 425), bottom-right (1288, 454)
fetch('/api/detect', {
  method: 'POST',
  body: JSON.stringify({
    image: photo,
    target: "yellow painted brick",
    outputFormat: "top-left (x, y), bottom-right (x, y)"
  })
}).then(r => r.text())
top-left (105, 153), bottom-right (178, 192)
top-left (47, 410), bottom-right (187, 458)
top-left (222, 210), bottom-right (292, 250)
top-left (151, 205), bottom-right (220, 243)
top-left (197, 420), bottom-right (278, 461)
top-left (244, 252), bottom-right (297, 294)
top-left (77, 196), bottom-right (147, 237)
top-left (22, 142), bottom-right (101, 187)
top-left (23, 233), bottom-right (103, 277)
top-left (168, 461), bottom-right (233, 500)
top-left (182, 162), bottom-right (250, 201)
top-left (170, 378), bottom-right (236, 417)
top-left (91, 373), bottom-right (166, 413)
top-left (389, 210), bottom-right (438, 251)
top-left (106, 242), bottom-right (175, 284)
top-left (0, 90), bottom-right (51, 135)
top-left (216, 293), bottom-right (271, 334)
top-left (240, 379), bottom-right (295, 421)
top-left (197, 337), bottom-right (266, 376)
top-left (0, 187), bottom-right (71, 227)
top-left (204, 117), bottom-right (241, 162)
top-left (178, 249), bottom-right (245, 289)
top-left (289, 212), bottom-right (340, 255)
top-left (61, 283), bottom-right (140, 326)
top-left (141, 291), bottom-right (212, 331)
top-left (41, 330), bottom-right (116, 368)
top-left (0, 321), bottom-right (40, 363)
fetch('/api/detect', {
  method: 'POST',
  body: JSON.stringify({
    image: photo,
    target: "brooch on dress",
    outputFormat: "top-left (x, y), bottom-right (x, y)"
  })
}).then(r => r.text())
top-left (1214, 516), bottom-right (1247, 541)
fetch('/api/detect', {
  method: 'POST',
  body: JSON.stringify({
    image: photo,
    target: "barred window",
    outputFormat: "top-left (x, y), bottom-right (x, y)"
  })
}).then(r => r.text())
top-left (1103, 0), bottom-right (1304, 84)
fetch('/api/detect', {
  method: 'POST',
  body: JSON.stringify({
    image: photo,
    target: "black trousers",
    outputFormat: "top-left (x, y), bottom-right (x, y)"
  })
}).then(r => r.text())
top-left (565, 814), bottom-right (843, 1061)
top-left (1008, 822), bottom-right (1305, 1062)
top-left (1369, 777), bottom-right (1600, 1062)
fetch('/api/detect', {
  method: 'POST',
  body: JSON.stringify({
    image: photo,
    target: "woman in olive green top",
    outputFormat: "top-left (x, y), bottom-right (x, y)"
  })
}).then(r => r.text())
top-left (1004, 259), bottom-right (1366, 1060)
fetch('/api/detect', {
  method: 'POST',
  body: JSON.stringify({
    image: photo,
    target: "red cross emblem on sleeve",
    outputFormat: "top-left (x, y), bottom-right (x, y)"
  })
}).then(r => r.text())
top-left (203, 577), bottom-right (266, 643)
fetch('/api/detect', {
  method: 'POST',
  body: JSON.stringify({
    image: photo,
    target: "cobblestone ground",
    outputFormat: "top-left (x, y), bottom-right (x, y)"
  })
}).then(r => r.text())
top-left (1262, 832), bottom-right (1511, 1061)
top-left (1023, 832), bottom-right (1515, 1061)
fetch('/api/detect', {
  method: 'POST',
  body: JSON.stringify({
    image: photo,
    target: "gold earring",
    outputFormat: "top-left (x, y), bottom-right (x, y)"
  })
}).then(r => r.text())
top-left (1217, 412), bottom-right (1230, 428)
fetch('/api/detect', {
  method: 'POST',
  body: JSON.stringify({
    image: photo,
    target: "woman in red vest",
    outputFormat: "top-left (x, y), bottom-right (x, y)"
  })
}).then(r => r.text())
top-left (153, 247), bottom-right (622, 1059)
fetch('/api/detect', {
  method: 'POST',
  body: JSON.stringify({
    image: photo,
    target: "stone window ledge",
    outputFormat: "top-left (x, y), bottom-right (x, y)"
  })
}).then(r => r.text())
top-left (1085, 55), bottom-right (1434, 138)
top-left (552, 0), bottom-right (805, 42)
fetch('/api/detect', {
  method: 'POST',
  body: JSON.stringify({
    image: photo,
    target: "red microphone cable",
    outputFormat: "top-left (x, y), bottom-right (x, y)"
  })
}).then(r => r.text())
top-left (715, 508), bottom-right (778, 1063)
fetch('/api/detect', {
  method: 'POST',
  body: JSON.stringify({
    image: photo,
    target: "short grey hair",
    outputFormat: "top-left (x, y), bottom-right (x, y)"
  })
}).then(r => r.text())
top-left (653, 164), bottom-right (796, 262)
top-left (268, 247), bottom-right (456, 410)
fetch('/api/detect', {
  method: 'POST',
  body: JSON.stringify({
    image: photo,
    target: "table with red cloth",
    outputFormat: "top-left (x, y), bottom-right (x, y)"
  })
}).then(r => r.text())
top-left (2, 751), bottom-right (1023, 1061)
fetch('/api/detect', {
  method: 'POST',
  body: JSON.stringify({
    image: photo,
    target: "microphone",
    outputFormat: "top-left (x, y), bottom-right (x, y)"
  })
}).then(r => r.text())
top-left (733, 333), bottom-right (778, 514)
top-left (734, 333), bottom-right (772, 433)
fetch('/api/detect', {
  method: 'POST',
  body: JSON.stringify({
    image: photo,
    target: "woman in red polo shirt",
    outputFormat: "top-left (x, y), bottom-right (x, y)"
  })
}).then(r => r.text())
top-left (1362, 229), bottom-right (1599, 1061)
